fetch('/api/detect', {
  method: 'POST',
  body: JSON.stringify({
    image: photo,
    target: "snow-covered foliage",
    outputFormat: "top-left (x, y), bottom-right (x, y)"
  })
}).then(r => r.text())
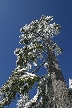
top-left (0, 15), bottom-right (62, 108)
top-left (16, 93), bottom-right (30, 108)
top-left (16, 86), bottom-right (42, 108)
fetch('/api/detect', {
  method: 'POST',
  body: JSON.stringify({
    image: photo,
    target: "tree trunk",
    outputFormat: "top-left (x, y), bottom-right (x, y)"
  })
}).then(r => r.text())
top-left (47, 40), bottom-right (71, 108)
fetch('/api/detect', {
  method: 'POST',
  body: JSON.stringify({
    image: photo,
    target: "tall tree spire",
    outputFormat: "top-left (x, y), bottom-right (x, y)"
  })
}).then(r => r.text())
top-left (0, 15), bottom-right (71, 108)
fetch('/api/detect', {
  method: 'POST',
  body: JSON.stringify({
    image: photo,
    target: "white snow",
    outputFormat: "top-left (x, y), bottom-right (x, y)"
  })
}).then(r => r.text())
top-left (20, 72), bottom-right (37, 80)
top-left (69, 78), bottom-right (72, 88)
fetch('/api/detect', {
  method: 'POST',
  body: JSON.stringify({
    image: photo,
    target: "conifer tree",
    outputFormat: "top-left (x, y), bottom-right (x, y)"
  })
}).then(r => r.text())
top-left (0, 15), bottom-right (72, 108)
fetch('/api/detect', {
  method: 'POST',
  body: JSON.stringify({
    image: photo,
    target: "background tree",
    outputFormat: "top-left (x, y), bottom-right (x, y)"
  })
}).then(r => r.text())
top-left (0, 15), bottom-right (71, 108)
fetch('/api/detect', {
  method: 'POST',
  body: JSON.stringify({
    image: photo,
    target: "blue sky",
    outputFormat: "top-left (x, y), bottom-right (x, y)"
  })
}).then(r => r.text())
top-left (0, 0), bottom-right (72, 108)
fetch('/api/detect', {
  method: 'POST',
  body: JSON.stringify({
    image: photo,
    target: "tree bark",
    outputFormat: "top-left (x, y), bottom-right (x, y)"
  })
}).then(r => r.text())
top-left (47, 40), bottom-right (71, 108)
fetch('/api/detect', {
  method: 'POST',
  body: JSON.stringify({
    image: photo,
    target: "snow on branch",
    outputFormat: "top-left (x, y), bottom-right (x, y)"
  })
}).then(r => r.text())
top-left (22, 87), bottom-right (41, 108)
top-left (20, 72), bottom-right (37, 80)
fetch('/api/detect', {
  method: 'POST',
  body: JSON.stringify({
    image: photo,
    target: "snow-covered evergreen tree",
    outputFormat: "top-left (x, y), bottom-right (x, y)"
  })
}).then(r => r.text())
top-left (0, 15), bottom-right (72, 108)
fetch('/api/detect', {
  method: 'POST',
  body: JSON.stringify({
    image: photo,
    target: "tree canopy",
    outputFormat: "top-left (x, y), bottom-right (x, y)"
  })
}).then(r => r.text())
top-left (0, 15), bottom-right (63, 108)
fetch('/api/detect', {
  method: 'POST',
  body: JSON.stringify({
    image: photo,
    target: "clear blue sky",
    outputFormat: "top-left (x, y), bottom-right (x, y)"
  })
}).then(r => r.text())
top-left (0, 0), bottom-right (72, 108)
